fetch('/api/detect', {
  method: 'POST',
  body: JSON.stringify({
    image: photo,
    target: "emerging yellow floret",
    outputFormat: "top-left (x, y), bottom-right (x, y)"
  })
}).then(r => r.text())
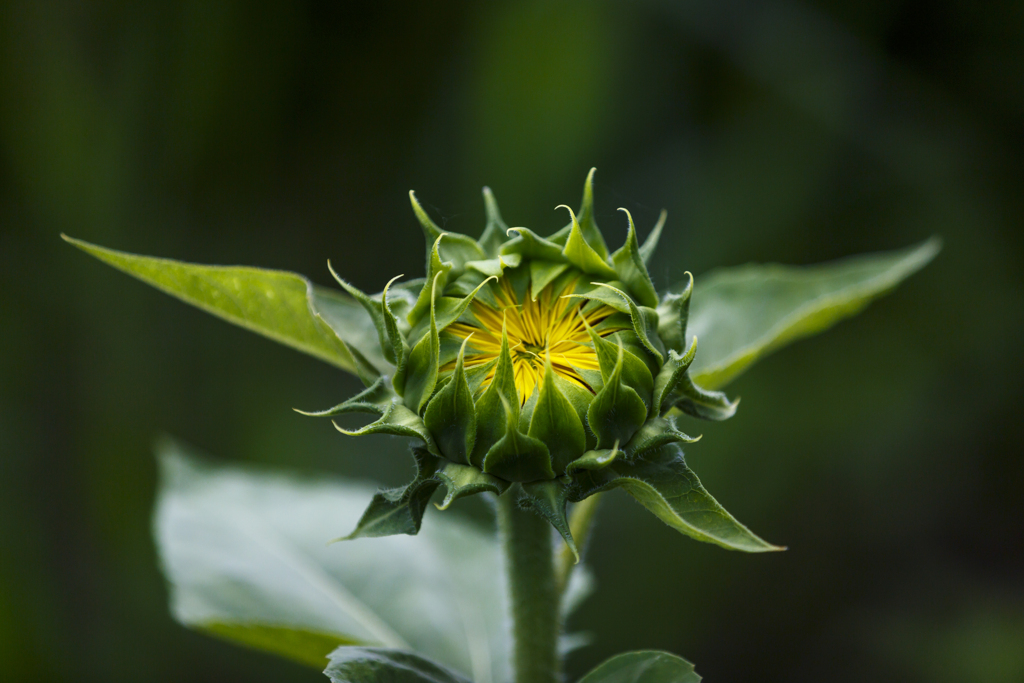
top-left (447, 277), bottom-right (624, 402)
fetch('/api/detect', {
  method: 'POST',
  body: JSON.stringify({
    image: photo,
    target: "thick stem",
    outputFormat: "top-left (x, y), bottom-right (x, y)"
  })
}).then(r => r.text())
top-left (497, 487), bottom-right (560, 683)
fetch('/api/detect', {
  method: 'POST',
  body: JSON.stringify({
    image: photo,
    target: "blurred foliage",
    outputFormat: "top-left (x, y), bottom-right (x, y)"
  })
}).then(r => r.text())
top-left (0, 1), bottom-right (1021, 682)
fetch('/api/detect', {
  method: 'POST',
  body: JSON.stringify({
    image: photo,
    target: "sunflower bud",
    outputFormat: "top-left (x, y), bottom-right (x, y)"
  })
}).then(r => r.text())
top-left (316, 169), bottom-right (741, 553)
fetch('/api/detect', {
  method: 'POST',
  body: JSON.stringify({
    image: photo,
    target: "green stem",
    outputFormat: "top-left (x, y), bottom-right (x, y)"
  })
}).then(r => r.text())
top-left (497, 487), bottom-right (560, 683)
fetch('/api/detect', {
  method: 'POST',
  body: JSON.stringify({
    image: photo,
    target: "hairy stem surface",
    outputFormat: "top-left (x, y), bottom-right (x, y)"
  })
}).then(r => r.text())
top-left (497, 488), bottom-right (560, 683)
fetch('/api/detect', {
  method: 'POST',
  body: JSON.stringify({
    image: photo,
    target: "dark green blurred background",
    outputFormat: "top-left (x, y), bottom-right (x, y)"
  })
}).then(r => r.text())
top-left (2, 1), bottom-right (1022, 681)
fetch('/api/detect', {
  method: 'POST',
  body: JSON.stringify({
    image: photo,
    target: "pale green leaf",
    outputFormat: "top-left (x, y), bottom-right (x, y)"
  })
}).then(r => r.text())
top-left (684, 237), bottom-right (941, 389)
top-left (154, 441), bottom-right (510, 683)
top-left (63, 235), bottom-right (387, 377)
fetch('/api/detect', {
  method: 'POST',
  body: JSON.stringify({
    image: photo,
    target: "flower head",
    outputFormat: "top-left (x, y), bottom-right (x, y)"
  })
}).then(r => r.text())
top-left (317, 169), bottom-right (740, 552)
top-left (446, 274), bottom-right (623, 401)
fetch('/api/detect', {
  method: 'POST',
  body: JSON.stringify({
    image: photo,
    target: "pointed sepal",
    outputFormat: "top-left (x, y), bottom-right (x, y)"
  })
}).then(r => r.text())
top-left (327, 267), bottom-right (407, 369)
top-left (338, 449), bottom-right (442, 540)
top-left (295, 375), bottom-right (395, 417)
top-left (672, 376), bottom-right (739, 421)
top-left (623, 417), bottom-right (699, 462)
top-left (520, 479), bottom-right (579, 562)
top-left (434, 461), bottom-right (510, 510)
top-left (656, 272), bottom-right (692, 354)
top-left (403, 273), bottom-right (443, 413)
top-left (575, 168), bottom-right (610, 259)
top-left (653, 336), bottom-right (738, 421)
top-left (423, 337), bottom-right (477, 464)
top-left (470, 320), bottom-right (520, 466)
top-left (407, 276), bottom-right (496, 344)
top-left (409, 190), bottom-right (485, 270)
top-left (566, 442), bottom-right (619, 474)
top-left (580, 313), bottom-right (654, 409)
top-left (501, 227), bottom-right (566, 262)
top-left (610, 208), bottom-right (659, 308)
top-left (559, 205), bottom-right (619, 280)
top-left (638, 209), bottom-right (667, 266)
top-left (591, 283), bottom-right (664, 363)
top-left (332, 403), bottom-right (440, 456)
top-left (382, 276), bottom-right (411, 391)
top-left (528, 357), bottom-right (587, 473)
top-left (586, 341), bottom-right (648, 449)
top-left (464, 253), bottom-right (522, 280)
top-left (482, 397), bottom-right (555, 482)
top-left (529, 260), bottom-right (570, 300)
top-left (651, 339), bottom-right (698, 416)
top-left (478, 187), bottom-right (510, 257)
top-left (408, 235), bottom-right (453, 326)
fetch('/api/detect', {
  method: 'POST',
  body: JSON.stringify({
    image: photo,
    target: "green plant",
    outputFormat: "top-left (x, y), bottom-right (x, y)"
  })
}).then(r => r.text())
top-left (66, 170), bottom-right (938, 683)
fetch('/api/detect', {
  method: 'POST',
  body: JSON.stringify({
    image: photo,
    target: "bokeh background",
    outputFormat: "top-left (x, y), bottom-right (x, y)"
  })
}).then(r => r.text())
top-left (2, 1), bottom-right (1022, 681)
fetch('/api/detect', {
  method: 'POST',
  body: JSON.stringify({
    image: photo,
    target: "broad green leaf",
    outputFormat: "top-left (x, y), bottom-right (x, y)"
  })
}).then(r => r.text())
top-left (578, 651), bottom-right (701, 683)
top-left (685, 237), bottom-right (941, 389)
top-left (571, 445), bottom-right (782, 553)
top-left (324, 647), bottom-right (472, 683)
top-left (155, 440), bottom-right (510, 683)
top-left (64, 236), bottom-right (388, 378)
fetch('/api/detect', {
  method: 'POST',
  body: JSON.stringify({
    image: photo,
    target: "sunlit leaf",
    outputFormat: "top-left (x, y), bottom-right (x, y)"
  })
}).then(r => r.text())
top-left (154, 440), bottom-right (510, 683)
top-left (63, 235), bottom-right (387, 379)
top-left (683, 237), bottom-right (940, 389)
